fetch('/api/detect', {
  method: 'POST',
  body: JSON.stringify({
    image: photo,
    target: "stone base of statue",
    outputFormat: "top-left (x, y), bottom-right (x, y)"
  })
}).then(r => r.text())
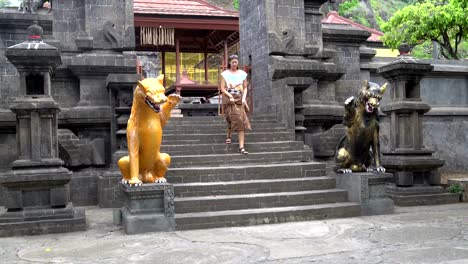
top-left (383, 155), bottom-right (460, 206)
top-left (335, 172), bottom-right (394, 216)
top-left (385, 184), bottom-right (460, 206)
top-left (118, 182), bottom-right (175, 235)
top-left (0, 166), bottom-right (86, 237)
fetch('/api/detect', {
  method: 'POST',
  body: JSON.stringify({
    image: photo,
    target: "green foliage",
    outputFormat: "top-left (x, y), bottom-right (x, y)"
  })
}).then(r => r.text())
top-left (369, 0), bottom-right (407, 29)
top-left (0, 0), bottom-right (11, 8)
top-left (411, 40), bottom-right (435, 59)
top-left (233, 0), bottom-right (238, 10)
top-left (338, 0), bottom-right (360, 17)
top-left (381, 0), bottom-right (468, 59)
top-left (448, 183), bottom-right (464, 194)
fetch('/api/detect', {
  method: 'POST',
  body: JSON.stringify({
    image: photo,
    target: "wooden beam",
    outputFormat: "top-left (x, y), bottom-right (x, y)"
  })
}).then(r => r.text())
top-left (135, 16), bottom-right (239, 31)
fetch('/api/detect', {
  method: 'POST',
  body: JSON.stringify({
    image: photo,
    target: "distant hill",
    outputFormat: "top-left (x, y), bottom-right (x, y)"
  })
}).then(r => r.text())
top-left (207, 0), bottom-right (409, 32)
top-left (321, 0), bottom-right (410, 31)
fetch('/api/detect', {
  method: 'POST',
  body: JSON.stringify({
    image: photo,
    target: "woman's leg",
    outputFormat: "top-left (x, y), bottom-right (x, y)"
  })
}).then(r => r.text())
top-left (238, 130), bottom-right (244, 148)
top-left (238, 130), bottom-right (248, 154)
top-left (226, 127), bottom-right (232, 144)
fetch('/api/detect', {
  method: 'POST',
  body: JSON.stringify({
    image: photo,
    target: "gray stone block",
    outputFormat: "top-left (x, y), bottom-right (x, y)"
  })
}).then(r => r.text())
top-left (50, 187), bottom-right (68, 207)
top-left (97, 172), bottom-right (123, 208)
top-left (121, 207), bottom-right (175, 235)
top-left (335, 172), bottom-right (394, 216)
top-left (120, 183), bottom-right (175, 234)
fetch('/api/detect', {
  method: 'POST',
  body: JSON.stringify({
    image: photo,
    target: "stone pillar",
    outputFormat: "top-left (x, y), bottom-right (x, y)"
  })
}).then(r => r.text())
top-left (97, 73), bottom-right (140, 208)
top-left (303, 0), bottom-right (327, 55)
top-left (378, 54), bottom-right (459, 206)
top-left (0, 22), bottom-right (86, 237)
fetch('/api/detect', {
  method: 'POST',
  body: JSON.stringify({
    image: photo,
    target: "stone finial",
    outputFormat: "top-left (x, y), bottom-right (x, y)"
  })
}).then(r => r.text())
top-left (27, 20), bottom-right (43, 41)
top-left (398, 43), bottom-right (412, 56)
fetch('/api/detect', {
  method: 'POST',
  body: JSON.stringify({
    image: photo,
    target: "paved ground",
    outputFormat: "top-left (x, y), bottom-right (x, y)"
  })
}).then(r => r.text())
top-left (1, 203), bottom-right (467, 264)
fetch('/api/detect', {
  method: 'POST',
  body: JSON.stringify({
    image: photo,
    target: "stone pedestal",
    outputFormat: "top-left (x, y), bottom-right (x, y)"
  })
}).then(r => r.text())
top-left (335, 172), bottom-right (394, 216)
top-left (0, 167), bottom-right (85, 237)
top-left (0, 23), bottom-right (86, 236)
top-left (378, 56), bottom-right (459, 206)
top-left (119, 183), bottom-right (175, 235)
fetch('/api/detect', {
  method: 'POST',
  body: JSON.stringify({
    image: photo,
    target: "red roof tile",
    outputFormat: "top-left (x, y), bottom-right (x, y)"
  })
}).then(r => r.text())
top-left (134, 0), bottom-right (238, 17)
top-left (322, 11), bottom-right (383, 42)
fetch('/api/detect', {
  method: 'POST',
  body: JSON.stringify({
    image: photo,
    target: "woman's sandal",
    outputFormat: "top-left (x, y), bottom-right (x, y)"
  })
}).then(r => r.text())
top-left (225, 138), bottom-right (232, 144)
top-left (239, 147), bottom-right (249, 155)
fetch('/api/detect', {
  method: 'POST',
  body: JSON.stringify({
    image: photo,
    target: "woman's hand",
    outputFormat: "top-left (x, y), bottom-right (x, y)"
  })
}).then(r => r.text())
top-left (229, 96), bottom-right (235, 103)
top-left (241, 98), bottom-right (246, 104)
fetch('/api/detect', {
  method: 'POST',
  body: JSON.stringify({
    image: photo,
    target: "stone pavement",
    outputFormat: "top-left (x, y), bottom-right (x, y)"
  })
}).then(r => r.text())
top-left (1, 203), bottom-right (467, 264)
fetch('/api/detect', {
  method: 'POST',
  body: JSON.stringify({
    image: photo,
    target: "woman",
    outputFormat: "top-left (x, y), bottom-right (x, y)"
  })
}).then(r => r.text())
top-left (220, 54), bottom-right (251, 154)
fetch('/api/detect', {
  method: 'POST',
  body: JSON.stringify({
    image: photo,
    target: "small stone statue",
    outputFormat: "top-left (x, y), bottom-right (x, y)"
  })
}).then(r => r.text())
top-left (335, 80), bottom-right (388, 173)
top-left (19, 0), bottom-right (35, 14)
top-left (18, 0), bottom-right (51, 14)
top-left (27, 20), bottom-right (43, 41)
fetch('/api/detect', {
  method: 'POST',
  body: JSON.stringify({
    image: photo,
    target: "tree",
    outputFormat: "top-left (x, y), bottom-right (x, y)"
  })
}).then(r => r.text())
top-left (0, 0), bottom-right (11, 8)
top-left (233, 0), bottom-right (238, 10)
top-left (381, 0), bottom-right (467, 59)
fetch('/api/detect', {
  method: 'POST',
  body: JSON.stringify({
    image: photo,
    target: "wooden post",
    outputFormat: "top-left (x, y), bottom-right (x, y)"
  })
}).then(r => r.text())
top-left (175, 38), bottom-right (180, 84)
top-left (223, 40), bottom-right (228, 70)
top-left (204, 50), bottom-right (208, 84)
top-left (161, 50), bottom-right (166, 87)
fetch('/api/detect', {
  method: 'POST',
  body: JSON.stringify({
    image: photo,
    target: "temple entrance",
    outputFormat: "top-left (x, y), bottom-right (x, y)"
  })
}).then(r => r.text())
top-left (133, 1), bottom-right (241, 116)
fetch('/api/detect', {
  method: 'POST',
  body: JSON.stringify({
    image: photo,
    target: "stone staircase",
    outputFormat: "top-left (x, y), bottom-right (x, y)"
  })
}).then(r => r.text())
top-left (162, 116), bottom-right (360, 230)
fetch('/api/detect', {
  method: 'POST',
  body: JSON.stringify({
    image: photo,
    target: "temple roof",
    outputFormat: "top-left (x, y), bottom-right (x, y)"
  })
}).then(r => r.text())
top-left (322, 11), bottom-right (383, 42)
top-left (134, 0), bottom-right (238, 17)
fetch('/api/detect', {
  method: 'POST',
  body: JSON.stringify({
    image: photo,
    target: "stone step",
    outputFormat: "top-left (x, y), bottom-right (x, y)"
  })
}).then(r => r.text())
top-left (388, 192), bottom-right (461, 206)
top-left (161, 141), bottom-right (306, 155)
top-left (162, 131), bottom-right (295, 144)
top-left (168, 115), bottom-right (278, 122)
top-left (166, 162), bottom-right (326, 183)
top-left (175, 202), bottom-right (361, 230)
top-left (175, 189), bottom-right (348, 214)
top-left (164, 122), bottom-right (285, 130)
top-left (165, 117), bottom-right (278, 125)
top-left (174, 177), bottom-right (337, 197)
top-left (171, 150), bottom-right (313, 168)
top-left (163, 126), bottom-right (289, 134)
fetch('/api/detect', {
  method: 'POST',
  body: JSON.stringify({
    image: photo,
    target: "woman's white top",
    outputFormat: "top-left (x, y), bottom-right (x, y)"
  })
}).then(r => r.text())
top-left (221, 69), bottom-right (248, 88)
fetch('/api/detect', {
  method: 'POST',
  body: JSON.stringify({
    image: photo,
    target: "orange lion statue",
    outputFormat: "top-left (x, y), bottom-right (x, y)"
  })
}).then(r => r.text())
top-left (118, 75), bottom-right (181, 186)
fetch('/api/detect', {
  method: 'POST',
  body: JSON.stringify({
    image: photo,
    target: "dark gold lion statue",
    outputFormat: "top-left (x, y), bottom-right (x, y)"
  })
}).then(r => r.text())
top-left (335, 80), bottom-right (387, 173)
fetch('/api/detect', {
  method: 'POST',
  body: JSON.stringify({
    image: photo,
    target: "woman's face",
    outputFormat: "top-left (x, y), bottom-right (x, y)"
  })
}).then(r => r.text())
top-left (230, 59), bottom-right (239, 69)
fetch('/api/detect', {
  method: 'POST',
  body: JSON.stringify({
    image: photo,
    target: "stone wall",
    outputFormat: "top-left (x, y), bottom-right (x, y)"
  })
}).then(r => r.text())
top-left (239, 0), bottom-right (272, 115)
top-left (0, 1), bottom-right (136, 207)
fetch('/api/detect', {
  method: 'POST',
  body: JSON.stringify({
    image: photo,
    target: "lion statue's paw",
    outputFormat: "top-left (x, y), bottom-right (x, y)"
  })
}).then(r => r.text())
top-left (154, 177), bottom-right (167, 183)
top-left (376, 166), bottom-right (386, 173)
top-left (121, 179), bottom-right (129, 184)
top-left (337, 168), bottom-right (352, 174)
top-left (344, 96), bottom-right (355, 105)
top-left (127, 179), bottom-right (143, 186)
top-left (167, 94), bottom-right (182, 104)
